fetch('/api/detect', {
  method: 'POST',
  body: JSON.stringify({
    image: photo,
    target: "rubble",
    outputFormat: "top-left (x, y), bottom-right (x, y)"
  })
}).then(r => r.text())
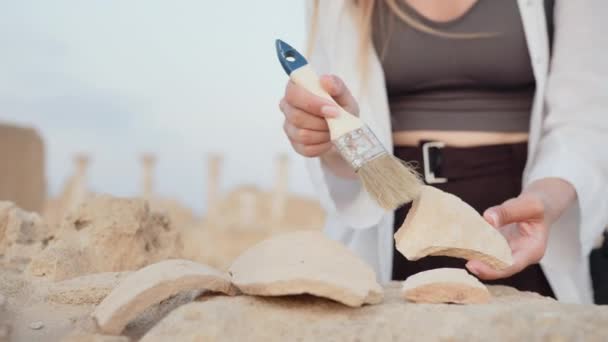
top-left (27, 195), bottom-right (182, 281)
top-left (0, 201), bottom-right (51, 269)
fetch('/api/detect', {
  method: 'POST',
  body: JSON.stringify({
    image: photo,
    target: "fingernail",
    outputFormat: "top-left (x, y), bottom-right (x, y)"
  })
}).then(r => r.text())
top-left (467, 265), bottom-right (478, 274)
top-left (486, 211), bottom-right (499, 227)
top-left (321, 105), bottom-right (339, 118)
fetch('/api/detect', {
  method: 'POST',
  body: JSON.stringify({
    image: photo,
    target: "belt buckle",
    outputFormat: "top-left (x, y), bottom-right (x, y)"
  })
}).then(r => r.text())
top-left (422, 141), bottom-right (447, 184)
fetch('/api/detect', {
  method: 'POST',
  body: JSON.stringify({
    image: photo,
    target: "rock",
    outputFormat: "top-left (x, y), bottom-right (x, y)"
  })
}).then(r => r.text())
top-left (229, 231), bottom-right (383, 307)
top-left (0, 202), bottom-right (51, 266)
top-left (93, 259), bottom-right (237, 335)
top-left (29, 321), bottom-right (44, 330)
top-left (141, 283), bottom-right (608, 342)
top-left (401, 268), bottom-right (490, 304)
top-left (27, 195), bottom-right (182, 281)
top-left (26, 239), bottom-right (90, 281)
top-left (62, 331), bottom-right (130, 342)
top-left (46, 272), bottom-right (132, 305)
top-left (395, 185), bottom-right (513, 270)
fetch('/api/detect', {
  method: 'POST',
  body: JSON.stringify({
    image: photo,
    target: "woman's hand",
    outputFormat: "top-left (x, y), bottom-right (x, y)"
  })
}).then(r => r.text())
top-left (279, 74), bottom-right (359, 158)
top-left (466, 178), bottom-right (577, 280)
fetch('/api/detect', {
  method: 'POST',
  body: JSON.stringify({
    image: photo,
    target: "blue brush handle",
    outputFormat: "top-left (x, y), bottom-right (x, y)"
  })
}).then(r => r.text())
top-left (275, 39), bottom-right (308, 76)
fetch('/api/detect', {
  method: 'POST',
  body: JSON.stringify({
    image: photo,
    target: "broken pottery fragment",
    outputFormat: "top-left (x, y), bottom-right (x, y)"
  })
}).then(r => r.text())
top-left (395, 185), bottom-right (513, 270)
top-left (92, 259), bottom-right (237, 335)
top-left (401, 268), bottom-right (491, 304)
top-left (228, 231), bottom-right (383, 307)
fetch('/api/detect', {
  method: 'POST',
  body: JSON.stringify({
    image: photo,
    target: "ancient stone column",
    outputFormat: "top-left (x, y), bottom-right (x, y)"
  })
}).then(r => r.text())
top-left (141, 154), bottom-right (156, 200)
top-left (66, 153), bottom-right (90, 211)
top-left (271, 154), bottom-right (289, 224)
top-left (206, 154), bottom-right (222, 218)
top-left (239, 190), bottom-right (257, 228)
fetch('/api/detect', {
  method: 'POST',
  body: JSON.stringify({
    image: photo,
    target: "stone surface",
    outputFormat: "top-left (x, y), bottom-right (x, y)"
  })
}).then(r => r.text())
top-left (93, 259), bottom-right (237, 335)
top-left (395, 185), bottom-right (513, 270)
top-left (0, 124), bottom-right (45, 213)
top-left (141, 283), bottom-right (608, 342)
top-left (0, 291), bottom-right (8, 342)
top-left (62, 331), bottom-right (130, 342)
top-left (401, 268), bottom-right (491, 304)
top-left (28, 321), bottom-right (44, 330)
top-left (229, 231), bottom-right (383, 307)
top-left (46, 272), bottom-right (132, 305)
top-left (26, 195), bottom-right (182, 281)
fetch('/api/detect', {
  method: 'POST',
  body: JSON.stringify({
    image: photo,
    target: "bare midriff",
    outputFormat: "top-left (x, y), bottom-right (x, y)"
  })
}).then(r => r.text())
top-left (392, 130), bottom-right (529, 147)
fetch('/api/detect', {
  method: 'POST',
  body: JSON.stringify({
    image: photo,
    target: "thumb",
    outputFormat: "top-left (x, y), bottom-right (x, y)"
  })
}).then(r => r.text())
top-left (320, 74), bottom-right (359, 115)
top-left (484, 195), bottom-right (544, 228)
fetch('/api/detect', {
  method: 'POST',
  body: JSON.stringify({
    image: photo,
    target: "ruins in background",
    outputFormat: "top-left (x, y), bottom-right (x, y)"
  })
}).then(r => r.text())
top-left (0, 123), bottom-right (46, 212)
top-left (40, 151), bottom-right (325, 233)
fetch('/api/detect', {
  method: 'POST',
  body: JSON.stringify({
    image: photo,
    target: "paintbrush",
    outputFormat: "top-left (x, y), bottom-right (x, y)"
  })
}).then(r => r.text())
top-left (275, 39), bottom-right (422, 210)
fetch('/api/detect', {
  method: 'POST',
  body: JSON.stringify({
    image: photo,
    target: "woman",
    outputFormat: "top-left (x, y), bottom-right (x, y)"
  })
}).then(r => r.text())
top-left (278, 0), bottom-right (607, 303)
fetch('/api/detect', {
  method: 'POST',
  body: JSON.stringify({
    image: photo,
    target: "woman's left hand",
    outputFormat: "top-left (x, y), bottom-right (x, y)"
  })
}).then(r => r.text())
top-left (466, 178), bottom-right (577, 280)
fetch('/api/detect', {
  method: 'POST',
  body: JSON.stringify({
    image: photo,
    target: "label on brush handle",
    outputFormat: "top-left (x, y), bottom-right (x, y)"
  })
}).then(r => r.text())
top-left (333, 126), bottom-right (386, 170)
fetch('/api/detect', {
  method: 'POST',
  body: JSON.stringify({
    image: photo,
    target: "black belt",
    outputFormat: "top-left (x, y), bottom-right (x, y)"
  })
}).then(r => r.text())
top-left (394, 141), bottom-right (528, 184)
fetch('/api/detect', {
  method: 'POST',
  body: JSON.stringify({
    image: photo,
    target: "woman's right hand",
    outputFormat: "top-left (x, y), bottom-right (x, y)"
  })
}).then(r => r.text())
top-left (279, 74), bottom-right (360, 158)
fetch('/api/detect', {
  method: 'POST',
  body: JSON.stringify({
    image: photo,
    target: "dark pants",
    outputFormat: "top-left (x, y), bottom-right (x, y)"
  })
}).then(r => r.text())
top-left (391, 141), bottom-right (555, 298)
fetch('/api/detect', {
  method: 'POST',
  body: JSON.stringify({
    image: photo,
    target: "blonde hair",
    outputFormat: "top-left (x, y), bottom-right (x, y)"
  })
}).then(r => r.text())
top-left (306, 0), bottom-right (497, 82)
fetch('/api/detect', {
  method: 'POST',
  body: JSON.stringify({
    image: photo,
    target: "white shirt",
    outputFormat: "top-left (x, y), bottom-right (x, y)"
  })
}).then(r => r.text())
top-left (301, 0), bottom-right (608, 304)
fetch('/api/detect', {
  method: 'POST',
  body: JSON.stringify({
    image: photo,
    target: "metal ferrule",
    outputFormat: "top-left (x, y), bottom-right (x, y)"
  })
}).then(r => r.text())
top-left (333, 126), bottom-right (386, 170)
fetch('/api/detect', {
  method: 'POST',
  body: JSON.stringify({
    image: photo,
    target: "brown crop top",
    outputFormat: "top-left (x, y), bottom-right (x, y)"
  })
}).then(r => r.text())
top-left (371, 0), bottom-right (537, 132)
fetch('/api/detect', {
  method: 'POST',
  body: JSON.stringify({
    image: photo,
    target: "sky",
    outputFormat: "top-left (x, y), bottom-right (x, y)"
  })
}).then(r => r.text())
top-left (0, 1), bottom-right (316, 215)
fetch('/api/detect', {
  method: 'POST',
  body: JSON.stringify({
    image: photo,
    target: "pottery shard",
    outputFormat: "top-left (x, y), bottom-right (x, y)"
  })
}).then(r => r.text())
top-left (228, 231), bottom-right (383, 307)
top-left (401, 268), bottom-right (491, 304)
top-left (395, 186), bottom-right (513, 270)
top-left (92, 259), bottom-right (237, 335)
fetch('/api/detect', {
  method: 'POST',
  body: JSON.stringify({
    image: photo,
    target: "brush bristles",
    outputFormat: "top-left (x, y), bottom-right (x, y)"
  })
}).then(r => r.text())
top-left (358, 154), bottom-right (423, 210)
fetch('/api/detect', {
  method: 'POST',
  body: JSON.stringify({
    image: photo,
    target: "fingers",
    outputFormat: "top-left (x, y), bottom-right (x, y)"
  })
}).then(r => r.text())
top-left (320, 74), bottom-right (360, 115)
top-left (483, 194), bottom-right (545, 228)
top-left (283, 121), bottom-right (330, 145)
top-left (465, 226), bottom-right (546, 281)
top-left (291, 141), bottom-right (333, 158)
top-left (279, 74), bottom-right (358, 158)
top-left (284, 80), bottom-right (339, 119)
top-left (465, 259), bottom-right (524, 281)
top-left (279, 99), bottom-right (329, 131)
